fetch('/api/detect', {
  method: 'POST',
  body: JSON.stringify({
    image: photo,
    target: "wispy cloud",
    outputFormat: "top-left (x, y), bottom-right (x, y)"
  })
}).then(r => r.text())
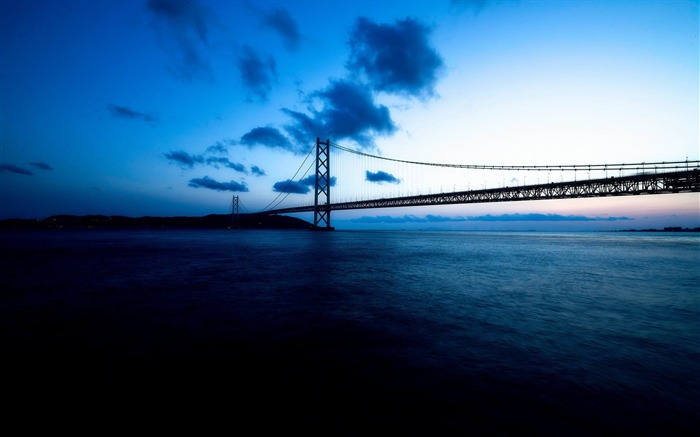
top-left (30, 162), bottom-right (53, 171)
top-left (108, 104), bottom-right (158, 123)
top-left (188, 176), bottom-right (248, 192)
top-left (450, 0), bottom-right (491, 14)
top-left (260, 7), bottom-right (301, 51)
top-left (237, 45), bottom-right (277, 102)
top-left (251, 166), bottom-right (266, 176)
top-left (346, 17), bottom-right (444, 99)
top-left (366, 170), bottom-right (400, 184)
top-left (146, 0), bottom-right (213, 81)
top-left (164, 148), bottom-right (251, 175)
top-left (350, 213), bottom-right (632, 223)
top-left (164, 150), bottom-right (204, 168)
top-left (205, 157), bottom-right (247, 173)
top-left (470, 213), bottom-right (633, 222)
top-left (0, 164), bottom-right (33, 175)
top-left (205, 142), bottom-right (229, 155)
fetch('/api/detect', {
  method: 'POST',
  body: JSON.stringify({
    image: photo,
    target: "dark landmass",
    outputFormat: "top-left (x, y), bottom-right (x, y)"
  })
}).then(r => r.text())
top-left (0, 213), bottom-right (312, 230)
top-left (605, 226), bottom-right (700, 232)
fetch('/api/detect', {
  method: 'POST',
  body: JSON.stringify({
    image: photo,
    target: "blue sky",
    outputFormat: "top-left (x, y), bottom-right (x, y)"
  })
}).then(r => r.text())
top-left (1, 0), bottom-right (698, 230)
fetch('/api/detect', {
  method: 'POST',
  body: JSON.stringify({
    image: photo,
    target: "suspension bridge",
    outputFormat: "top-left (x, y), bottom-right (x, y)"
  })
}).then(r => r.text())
top-left (239, 138), bottom-right (699, 230)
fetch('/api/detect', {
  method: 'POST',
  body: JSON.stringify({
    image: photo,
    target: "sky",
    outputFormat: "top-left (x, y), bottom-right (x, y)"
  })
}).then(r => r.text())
top-left (1, 0), bottom-right (698, 230)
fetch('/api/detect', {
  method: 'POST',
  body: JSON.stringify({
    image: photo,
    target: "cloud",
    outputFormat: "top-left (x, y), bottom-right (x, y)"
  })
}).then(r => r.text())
top-left (272, 174), bottom-right (336, 194)
top-left (260, 7), bottom-right (301, 50)
top-left (237, 45), bottom-right (277, 102)
top-left (272, 179), bottom-right (310, 194)
top-left (165, 142), bottom-right (265, 178)
top-left (146, 0), bottom-right (213, 81)
top-left (188, 176), bottom-right (249, 192)
top-left (351, 215), bottom-right (429, 224)
top-left (283, 79), bottom-right (396, 149)
top-left (239, 126), bottom-right (298, 152)
top-left (164, 150), bottom-right (204, 168)
top-left (108, 104), bottom-right (158, 123)
top-left (0, 164), bottom-right (33, 175)
top-left (281, 109), bottom-right (322, 147)
top-left (346, 17), bottom-right (444, 98)
top-left (30, 162), bottom-right (53, 171)
top-left (366, 170), bottom-right (400, 184)
top-left (205, 142), bottom-right (229, 155)
top-left (300, 174), bottom-right (336, 188)
top-left (450, 0), bottom-right (492, 14)
top-left (470, 213), bottom-right (633, 222)
top-left (205, 157), bottom-right (247, 173)
top-left (233, 17), bottom-right (445, 156)
top-left (350, 213), bottom-right (632, 223)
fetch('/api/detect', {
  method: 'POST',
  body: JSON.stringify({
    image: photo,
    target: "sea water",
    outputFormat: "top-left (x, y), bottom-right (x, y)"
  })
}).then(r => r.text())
top-left (1, 229), bottom-right (698, 434)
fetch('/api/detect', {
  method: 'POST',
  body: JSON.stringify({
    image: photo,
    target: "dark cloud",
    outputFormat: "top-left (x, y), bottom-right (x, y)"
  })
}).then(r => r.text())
top-left (30, 162), bottom-right (53, 171)
top-left (164, 150), bottom-right (204, 168)
top-left (108, 104), bottom-right (158, 123)
top-left (272, 174), bottom-right (336, 194)
top-left (237, 45), bottom-right (277, 102)
top-left (365, 170), bottom-right (400, 184)
top-left (188, 176), bottom-right (249, 192)
top-left (240, 126), bottom-right (298, 153)
top-left (146, 0), bottom-right (213, 81)
top-left (281, 109), bottom-right (322, 147)
top-left (261, 7), bottom-right (301, 50)
top-left (0, 164), bottom-right (33, 175)
top-left (272, 179), bottom-right (310, 194)
top-left (205, 157), bottom-right (247, 173)
top-left (283, 79), bottom-right (396, 149)
top-left (251, 166), bottom-right (266, 176)
top-left (350, 213), bottom-right (632, 223)
top-left (346, 17), bottom-right (444, 98)
top-left (300, 174), bottom-right (337, 189)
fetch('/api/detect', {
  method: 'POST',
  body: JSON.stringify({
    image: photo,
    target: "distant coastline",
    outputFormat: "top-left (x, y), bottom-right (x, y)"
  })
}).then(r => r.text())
top-left (1, 215), bottom-right (698, 232)
top-left (604, 226), bottom-right (700, 233)
top-left (0, 214), bottom-right (312, 230)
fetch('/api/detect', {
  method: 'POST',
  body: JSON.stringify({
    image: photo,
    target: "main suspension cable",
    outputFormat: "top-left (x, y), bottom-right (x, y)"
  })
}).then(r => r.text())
top-left (329, 141), bottom-right (698, 172)
top-left (257, 142), bottom-right (316, 213)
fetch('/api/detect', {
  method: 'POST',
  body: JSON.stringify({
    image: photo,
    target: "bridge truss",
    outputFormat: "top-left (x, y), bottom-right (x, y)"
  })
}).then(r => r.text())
top-left (266, 168), bottom-right (700, 215)
top-left (255, 139), bottom-right (699, 223)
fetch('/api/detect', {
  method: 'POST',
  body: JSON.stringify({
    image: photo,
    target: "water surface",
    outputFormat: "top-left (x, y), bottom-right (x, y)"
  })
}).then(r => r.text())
top-left (2, 229), bottom-right (698, 434)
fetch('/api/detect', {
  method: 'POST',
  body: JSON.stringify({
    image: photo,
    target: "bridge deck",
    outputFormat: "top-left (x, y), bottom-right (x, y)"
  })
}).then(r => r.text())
top-left (263, 169), bottom-right (699, 215)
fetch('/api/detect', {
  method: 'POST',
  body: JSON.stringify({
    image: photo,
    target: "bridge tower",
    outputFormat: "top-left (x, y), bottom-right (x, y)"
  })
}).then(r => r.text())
top-left (231, 195), bottom-right (239, 225)
top-left (313, 137), bottom-right (334, 230)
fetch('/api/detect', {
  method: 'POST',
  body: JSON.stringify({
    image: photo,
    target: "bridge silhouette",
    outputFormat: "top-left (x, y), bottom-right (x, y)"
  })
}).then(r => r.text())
top-left (251, 138), bottom-right (700, 230)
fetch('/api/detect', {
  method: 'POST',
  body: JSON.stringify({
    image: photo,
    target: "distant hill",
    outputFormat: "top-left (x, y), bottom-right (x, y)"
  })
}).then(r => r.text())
top-left (0, 213), bottom-right (312, 230)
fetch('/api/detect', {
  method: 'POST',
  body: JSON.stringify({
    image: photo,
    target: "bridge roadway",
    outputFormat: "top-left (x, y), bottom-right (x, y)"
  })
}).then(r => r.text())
top-left (263, 169), bottom-right (699, 216)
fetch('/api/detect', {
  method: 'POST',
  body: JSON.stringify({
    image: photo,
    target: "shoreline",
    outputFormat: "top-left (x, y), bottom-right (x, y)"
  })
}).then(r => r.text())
top-left (1, 214), bottom-right (697, 233)
top-left (0, 213), bottom-right (312, 230)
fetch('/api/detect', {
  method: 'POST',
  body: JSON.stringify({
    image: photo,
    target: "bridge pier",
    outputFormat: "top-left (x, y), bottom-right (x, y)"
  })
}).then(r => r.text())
top-left (312, 137), bottom-right (334, 231)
